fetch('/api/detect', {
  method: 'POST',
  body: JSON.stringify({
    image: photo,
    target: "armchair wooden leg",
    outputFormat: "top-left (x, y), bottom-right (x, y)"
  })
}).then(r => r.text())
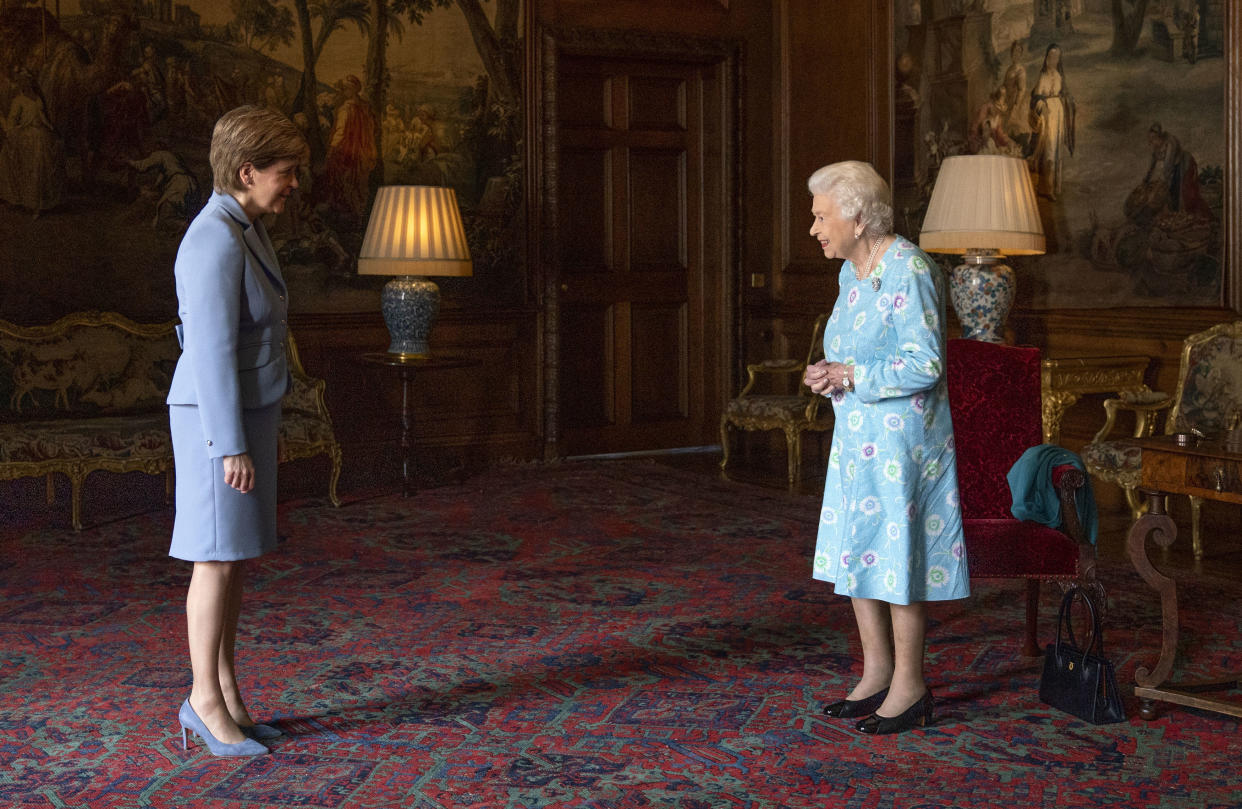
top-left (1023, 579), bottom-right (1041, 657)
top-left (1189, 495), bottom-right (1204, 560)
top-left (46, 472), bottom-right (55, 505)
top-left (719, 419), bottom-right (732, 472)
top-left (70, 470), bottom-right (85, 532)
top-left (328, 446), bottom-right (344, 507)
top-left (784, 429), bottom-right (801, 485)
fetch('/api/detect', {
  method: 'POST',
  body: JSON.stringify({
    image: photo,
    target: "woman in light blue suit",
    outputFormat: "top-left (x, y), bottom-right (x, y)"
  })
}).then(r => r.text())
top-left (167, 106), bottom-right (307, 757)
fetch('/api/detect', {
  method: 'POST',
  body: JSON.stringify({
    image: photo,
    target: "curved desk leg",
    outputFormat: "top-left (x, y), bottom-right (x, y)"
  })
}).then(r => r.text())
top-left (1126, 491), bottom-right (1179, 720)
top-left (1041, 391), bottom-right (1079, 445)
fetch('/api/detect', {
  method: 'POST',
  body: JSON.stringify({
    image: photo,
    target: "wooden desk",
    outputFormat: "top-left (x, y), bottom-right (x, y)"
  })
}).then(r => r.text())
top-left (1040, 355), bottom-right (1150, 445)
top-left (1127, 434), bottom-right (1242, 719)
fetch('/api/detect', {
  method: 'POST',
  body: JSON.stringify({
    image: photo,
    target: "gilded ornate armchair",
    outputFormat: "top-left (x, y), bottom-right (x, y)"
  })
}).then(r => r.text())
top-left (719, 313), bottom-right (834, 484)
top-left (1082, 320), bottom-right (1242, 559)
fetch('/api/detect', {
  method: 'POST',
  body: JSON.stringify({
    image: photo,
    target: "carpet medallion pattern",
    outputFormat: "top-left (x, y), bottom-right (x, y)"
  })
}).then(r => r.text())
top-left (1, 460), bottom-right (1240, 808)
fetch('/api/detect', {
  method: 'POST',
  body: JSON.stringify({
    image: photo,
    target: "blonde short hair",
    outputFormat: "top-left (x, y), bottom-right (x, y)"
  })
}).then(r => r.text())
top-left (806, 161), bottom-right (893, 238)
top-left (210, 105), bottom-right (309, 193)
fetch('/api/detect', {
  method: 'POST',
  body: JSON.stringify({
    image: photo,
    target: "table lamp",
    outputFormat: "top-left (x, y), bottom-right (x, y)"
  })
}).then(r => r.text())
top-left (357, 185), bottom-right (473, 357)
top-left (919, 155), bottom-right (1045, 343)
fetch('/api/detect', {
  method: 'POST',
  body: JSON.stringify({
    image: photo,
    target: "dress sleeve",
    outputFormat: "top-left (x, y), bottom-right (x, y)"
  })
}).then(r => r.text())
top-left (851, 250), bottom-right (946, 403)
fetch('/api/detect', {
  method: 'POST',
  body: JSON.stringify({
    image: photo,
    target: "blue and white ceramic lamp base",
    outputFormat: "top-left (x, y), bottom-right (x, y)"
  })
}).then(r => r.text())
top-left (949, 261), bottom-right (1016, 344)
top-left (381, 276), bottom-right (441, 357)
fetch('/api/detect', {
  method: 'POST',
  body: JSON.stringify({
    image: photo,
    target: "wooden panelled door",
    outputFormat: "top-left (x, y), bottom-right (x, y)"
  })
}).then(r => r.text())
top-left (554, 52), bottom-right (730, 456)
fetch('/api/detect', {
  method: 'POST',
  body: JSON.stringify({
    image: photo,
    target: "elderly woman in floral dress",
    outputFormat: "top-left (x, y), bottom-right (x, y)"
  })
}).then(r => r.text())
top-left (803, 161), bottom-right (969, 734)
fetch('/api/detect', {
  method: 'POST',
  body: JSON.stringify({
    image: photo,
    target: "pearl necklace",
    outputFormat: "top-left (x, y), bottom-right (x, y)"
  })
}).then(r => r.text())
top-left (855, 236), bottom-right (884, 281)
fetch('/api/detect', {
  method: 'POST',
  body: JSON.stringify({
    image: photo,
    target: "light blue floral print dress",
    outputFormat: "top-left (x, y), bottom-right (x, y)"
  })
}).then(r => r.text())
top-left (811, 237), bottom-right (969, 605)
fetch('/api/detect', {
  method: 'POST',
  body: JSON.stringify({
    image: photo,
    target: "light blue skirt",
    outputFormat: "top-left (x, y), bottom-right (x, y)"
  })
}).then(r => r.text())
top-left (168, 403), bottom-right (280, 562)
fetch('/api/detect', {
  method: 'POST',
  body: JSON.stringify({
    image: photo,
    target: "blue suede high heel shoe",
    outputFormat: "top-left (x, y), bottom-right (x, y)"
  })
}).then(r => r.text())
top-left (241, 723), bottom-right (283, 742)
top-left (179, 700), bottom-right (269, 756)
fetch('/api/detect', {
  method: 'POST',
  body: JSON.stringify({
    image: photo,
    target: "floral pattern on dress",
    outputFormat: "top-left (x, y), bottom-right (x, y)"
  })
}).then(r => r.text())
top-left (811, 238), bottom-right (970, 605)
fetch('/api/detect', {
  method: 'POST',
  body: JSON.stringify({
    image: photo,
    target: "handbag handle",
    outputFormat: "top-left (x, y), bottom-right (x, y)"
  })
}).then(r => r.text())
top-left (1054, 586), bottom-right (1104, 663)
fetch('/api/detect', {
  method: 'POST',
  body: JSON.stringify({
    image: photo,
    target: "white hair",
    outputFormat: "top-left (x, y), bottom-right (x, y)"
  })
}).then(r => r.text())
top-left (806, 161), bottom-right (893, 238)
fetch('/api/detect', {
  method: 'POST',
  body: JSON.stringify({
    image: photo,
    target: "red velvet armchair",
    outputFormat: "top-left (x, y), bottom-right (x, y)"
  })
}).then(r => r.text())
top-left (947, 339), bottom-right (1098, 656)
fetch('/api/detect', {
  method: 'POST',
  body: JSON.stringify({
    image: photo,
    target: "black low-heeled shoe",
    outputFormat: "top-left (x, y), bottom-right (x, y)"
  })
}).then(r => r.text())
top-left (855, 690), bottom-right (934, 734)
top-left (822, 688), bottom-right (889, 718)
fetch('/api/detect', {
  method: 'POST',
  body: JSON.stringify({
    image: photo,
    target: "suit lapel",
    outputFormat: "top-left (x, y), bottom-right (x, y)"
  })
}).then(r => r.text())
top-left (245, 220), bottom-right (287, 295)
top-left (213, 192), bottom-right (286, 295)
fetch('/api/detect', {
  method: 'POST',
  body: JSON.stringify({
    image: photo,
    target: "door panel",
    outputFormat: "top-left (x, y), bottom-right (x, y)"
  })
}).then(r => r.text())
top-left (560, 304), bottom-right (613, 430)
top-left (555, 53), bottom-right (726, 455)
top-left (629, 149), bottom-right (686, 269)
top-left (557, 73), bottom-right (611, 129)
top-left (629, 76), bottom-right (686, 130)
top-left (631, 302), bottom-right (688, 422)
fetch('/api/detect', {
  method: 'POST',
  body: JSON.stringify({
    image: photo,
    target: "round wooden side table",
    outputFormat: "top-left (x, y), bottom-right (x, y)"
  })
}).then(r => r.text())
top-left (358, 353), bottom-right (478, 497)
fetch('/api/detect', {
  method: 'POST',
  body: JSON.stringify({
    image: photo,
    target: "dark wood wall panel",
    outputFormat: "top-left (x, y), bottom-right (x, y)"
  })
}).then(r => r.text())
top-left (734, 0), bottom-right (891, 410)
top-left (779, 0), bottom-right (889, 279)
top-left (540, 0), bottom-right (734, 32)
top-left (557, 148), bottom-right (612, 269)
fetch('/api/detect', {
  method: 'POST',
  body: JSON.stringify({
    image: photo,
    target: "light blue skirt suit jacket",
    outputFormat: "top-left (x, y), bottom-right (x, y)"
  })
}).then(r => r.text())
top-left (167, 191), bottom-right (291, 561)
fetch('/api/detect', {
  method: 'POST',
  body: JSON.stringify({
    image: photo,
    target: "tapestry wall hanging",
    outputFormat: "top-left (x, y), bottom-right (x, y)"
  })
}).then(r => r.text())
top-left (892, 0), bottom-right (1226, 309)
top-left (0, 0), bottom-right (522, 323)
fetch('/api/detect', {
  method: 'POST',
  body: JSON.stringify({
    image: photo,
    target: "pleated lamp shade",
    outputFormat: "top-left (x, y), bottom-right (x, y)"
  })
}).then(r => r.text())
top-left (358, 186), bottom-right (472, 357)
top-left (919, 155), bottom-right (1045, 256)
top-left (919, 156), bottom-right (1044, 344)
top-left (357, 186), bottom-right (473, 277)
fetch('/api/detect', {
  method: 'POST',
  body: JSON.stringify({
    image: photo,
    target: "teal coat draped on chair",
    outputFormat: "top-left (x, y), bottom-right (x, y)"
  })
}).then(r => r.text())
top-left (1007, 444), bottom-right (1099, 546)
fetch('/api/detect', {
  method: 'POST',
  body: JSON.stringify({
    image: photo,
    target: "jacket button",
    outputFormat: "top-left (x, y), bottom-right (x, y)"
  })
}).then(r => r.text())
top-left (206, 440), bottom-right (213, 447)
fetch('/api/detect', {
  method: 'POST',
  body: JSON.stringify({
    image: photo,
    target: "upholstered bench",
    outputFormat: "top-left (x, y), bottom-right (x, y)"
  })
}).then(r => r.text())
top-left (0, 312), bottom-right (342, 529)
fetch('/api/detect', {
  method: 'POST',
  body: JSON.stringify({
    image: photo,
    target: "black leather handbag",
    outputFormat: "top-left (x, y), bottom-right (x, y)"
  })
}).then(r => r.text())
top-left (1039, 587), bottom-right (1126, 724)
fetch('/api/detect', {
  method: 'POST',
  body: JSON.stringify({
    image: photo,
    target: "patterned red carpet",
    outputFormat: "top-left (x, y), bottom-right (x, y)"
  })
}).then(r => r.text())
top-left (1, 460), bottom-right (1239, 808)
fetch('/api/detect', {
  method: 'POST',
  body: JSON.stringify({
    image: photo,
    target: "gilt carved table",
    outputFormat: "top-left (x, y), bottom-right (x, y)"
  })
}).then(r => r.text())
top-left (1040, 355), bottom-right (1150, 445)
